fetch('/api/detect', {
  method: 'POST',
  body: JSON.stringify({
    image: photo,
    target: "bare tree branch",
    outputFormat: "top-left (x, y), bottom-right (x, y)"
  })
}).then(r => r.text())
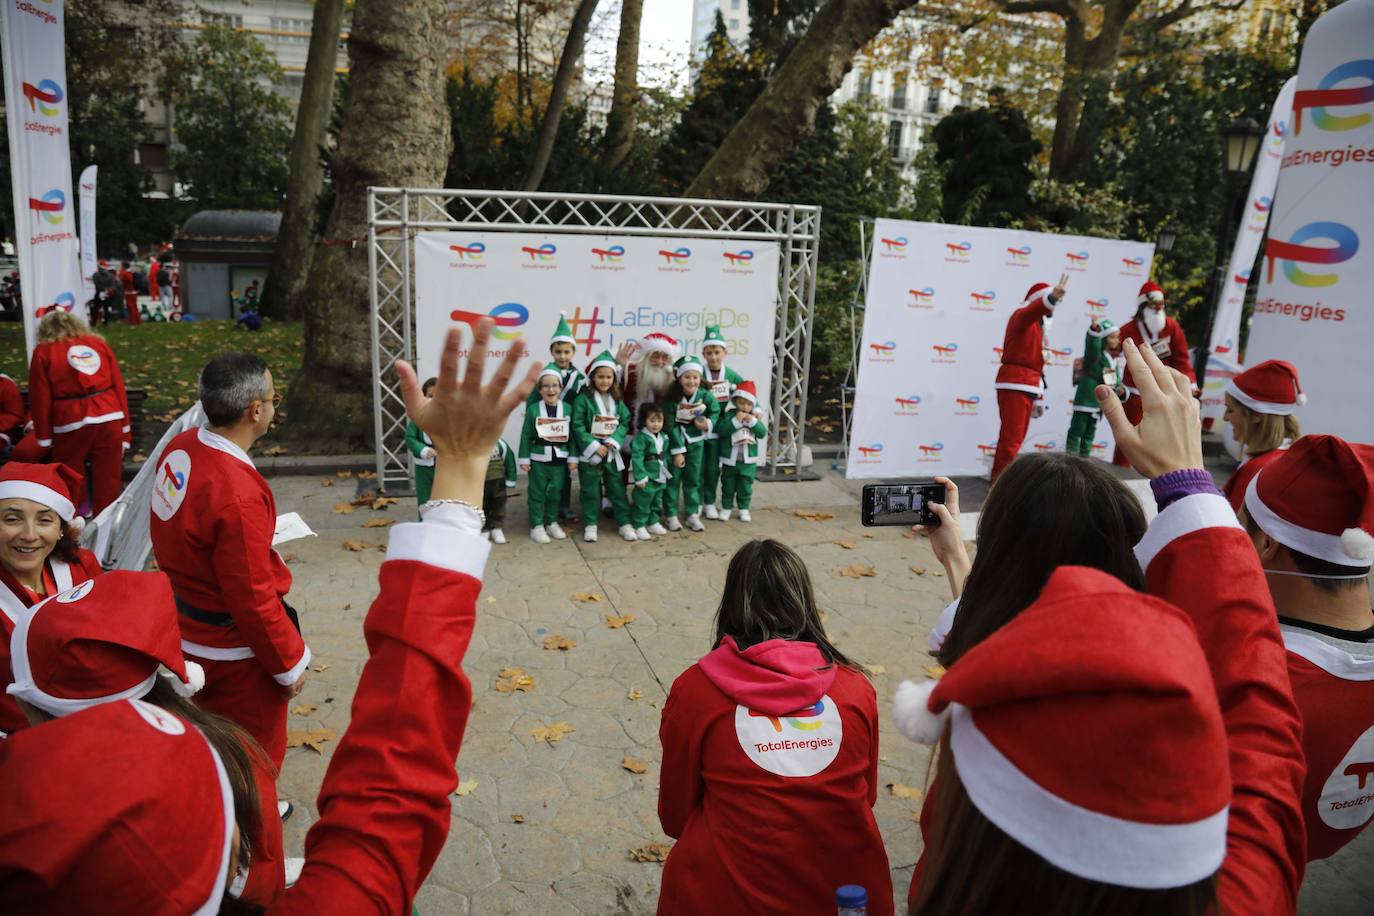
top-left (997, 0), bottom-right (1074, 16)
top-left (1142, 0), bottom-right (1244, 30)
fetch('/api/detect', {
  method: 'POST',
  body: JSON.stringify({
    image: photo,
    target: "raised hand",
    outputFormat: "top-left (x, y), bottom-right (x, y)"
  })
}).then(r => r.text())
top-left (1052, 272), bottom-right (1069, 301)
top-left (912, 477), bottom-right (970, 599)
top-left (1097, 338), bottom-right (1202, 478)
top-left (616, 341), bottom-right (638, 368)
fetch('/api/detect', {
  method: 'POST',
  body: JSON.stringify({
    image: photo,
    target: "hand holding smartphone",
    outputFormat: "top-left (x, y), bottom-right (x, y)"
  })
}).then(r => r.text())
top-left (861, 481), bottom-right (947, 527)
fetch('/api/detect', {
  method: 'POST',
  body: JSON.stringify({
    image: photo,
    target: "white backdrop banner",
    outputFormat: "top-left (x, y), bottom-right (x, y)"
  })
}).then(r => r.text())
top-left (0, 0), bottom-right (82, 355)
top-left (846, 219), bottom-right (1155, 478)
top-left (78, 165), bottom-right (97, 305)
top-left (413, 232), bottom-right (780, 449)
top-left (1247, 0), bottom-right (1374, 443)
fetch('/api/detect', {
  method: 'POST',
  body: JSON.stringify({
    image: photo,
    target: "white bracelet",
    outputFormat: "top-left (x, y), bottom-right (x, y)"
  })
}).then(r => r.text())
top-left (420, 498), bottom-right (486, 526)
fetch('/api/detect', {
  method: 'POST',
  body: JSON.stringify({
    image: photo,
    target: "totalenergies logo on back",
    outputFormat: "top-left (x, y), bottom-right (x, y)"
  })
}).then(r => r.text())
top-left (944, 241), bottom-right (972, 258)
top-left (161, 462), bottom-right (186, 498)
top-left (1291, 59), bottom-right (1374, 135)
top-left (22, 79), bottom-right (63, 116)
top-left (658, 247), bottom-right (691, 264)
top-left (591, 244), bottom-right (624, 262)
top-left (1264, 222), bottom-right (1359, 287)
top-left (748, 700), bottom-right (828, 733)
top-left (880, 236), bottom-right (908, 251)
top-left (28, 189), bottom-right (64, 224)
top-left (1006, 245), bottom-right (1031, 261)
top-left (520, 243), bottom-right (557, 262)
top-left (449, 302), bottom-right (530, 340)
top-left (723, 249), bottom-right (753, 264)
top-left (449, 242), bottom-right (485, 260)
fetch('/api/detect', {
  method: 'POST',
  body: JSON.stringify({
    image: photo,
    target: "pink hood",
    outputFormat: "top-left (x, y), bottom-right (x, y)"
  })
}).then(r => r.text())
top-left (698, 635), bottom-right (837, 716)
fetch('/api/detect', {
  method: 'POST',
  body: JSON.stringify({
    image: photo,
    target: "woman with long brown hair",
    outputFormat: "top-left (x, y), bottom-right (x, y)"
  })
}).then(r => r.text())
top-left (1220, 360), bottom-right (1304, 513)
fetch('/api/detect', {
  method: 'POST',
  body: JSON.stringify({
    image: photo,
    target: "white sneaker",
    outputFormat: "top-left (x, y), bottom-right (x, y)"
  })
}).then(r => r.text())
top-left (739, 509), bottom-right (752, 523)
top-left (635, 526), bottom-right (652, 541)
top-left (619, 524), bottom-right (638, 542)
top-left (685, 514), bottom-right (705, 532)
top-left (490, 528), bottom-right (507, 545)
top-left (647, 522), bottom-right (668, 536)
top-left (665, 516), bottom-right (682, 532)
top-left (531, 525), bottom-right (551, 544)
top-left (284, 856), bottom-right (305, 888)
top-left (482, 530), bottom-right (491, 541)
top-left (584, 525), bottom-right (598, 543)
top-left (719, 509), bottom-right (732, 522)
top-left (547, 522), bottom-right (567, 540)
top-left (278, 800), bottom-right (294, 822)
top-left (704, 504), bottom-right (719, 520)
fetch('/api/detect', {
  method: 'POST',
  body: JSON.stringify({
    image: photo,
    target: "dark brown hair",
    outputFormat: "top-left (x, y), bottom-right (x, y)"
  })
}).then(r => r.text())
top-left (913, 741), bottom-right (1218, 914)
top-left (1241, 510), bottom-right (1366, 595)
top-left (52, 522), bottom-right (83, 564)
top-left (422, 377), bottom-right (438, 396)
top-left (664, 372), bottom-right (702, 408)
top-left (939, 452), bottom-right (1147, 668)
top-left (637, 401), bottom-right (664, 427)
top-left (713, 539), bottom-right (862, 672)
top-left (583, 366), bottom-right (623, 403)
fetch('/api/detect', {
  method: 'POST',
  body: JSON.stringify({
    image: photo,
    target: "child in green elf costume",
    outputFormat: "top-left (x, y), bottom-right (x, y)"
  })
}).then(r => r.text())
top-left (699, 324), bottom-right (745, 520)
top-left (1066, 318), bottom-right (1123, 457)
top-left (572, 350), bottom-right (636, 543)
top-left (630, 402), bottom-right (671, 540)
top-left (519, 364), bottom-right (575, 544)
top-left (714, 380), bottom-right (767, 521)
top-left (404, 377), bottom-right (439, 512)
top-left (661, 354), bottom-right (719, 532)
top-left (526, 315), bottom-right (587, 525)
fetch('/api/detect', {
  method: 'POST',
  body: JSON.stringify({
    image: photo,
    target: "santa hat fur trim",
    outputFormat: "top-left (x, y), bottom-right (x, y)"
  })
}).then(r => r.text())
top-left (0, 462), bottom-right (82, 522)
top-left (639, 333), bottom-right (680, 359)
top-left (1226, 360), bottom-right (1305, 415)
top-left (1137, 281), bottom-right (1166, 306)
top-left (1021, 282), bottom-right (1054, 310)
top-left (731, 380), bottom-right (759, 406)
top-left (1244, 436), bottom-right (1374, 566)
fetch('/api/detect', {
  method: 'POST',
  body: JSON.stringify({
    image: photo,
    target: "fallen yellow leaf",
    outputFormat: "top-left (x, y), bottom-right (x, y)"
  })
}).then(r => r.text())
top-left (627, 688), bottom-right (642, 701)
top-left (925, 664), bottom-right (947, 680)
top-left (604, 613), bottom-right (637, 628)
top-left (511, 813), bottom-right (526, 823)
top-left (543, 635), bottom-right (576, 651)
top-left (495, 667), bottom-right (536, 693)
top-left (263, 445), bottom-right (289, 457)
top-left (370, 497), bottom-right (398, 510)
top-left (333, 502), bottom-right (357, 514)
top-left (834, 540), bottom-right (858, 549)
top-left (358, 470), bottom-right (377, 480)
top-left (454, 779), bottom-right (478, 797)
top-left (286, 727), bottom-right (336, 754)
top-left (362, 518), bottom-right (395, 528)
top-left (888, 782), bottom-right (923, 801)
top-left (531, 722), bottom-right (575, 745)
top-left (866, 664), bottom-right (886, 677)
top-left (794, 509), bottom-right (835, 521)
top-left (910, 566), bottom-right (927, 576)
top-left (335, 470), bottom-right (353, 479)
top-left (622, 756), bottom-right (649, 775)
top-left (311, 662), bottom-right (331, 673)
top-left (629, 843), bottom-right (671, 863)
top-left (291, 704), bottom-right (318, 716)
top-left (571, 592), bottom-right (603, 603)
top-left (342, 540), bottom-right (368, 551)
top-left (838, 564), bottom-right (877, 579)
top-left (321, 478), bottom-right (335, 487)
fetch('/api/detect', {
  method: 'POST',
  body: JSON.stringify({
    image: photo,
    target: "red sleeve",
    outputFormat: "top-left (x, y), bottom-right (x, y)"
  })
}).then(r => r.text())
top-left (1134, 492), bottom-right (1306, 912)
top-left (0, 379), bottom-right (25, 439)
top-left (862, 676), bottom-right (880, 808)
top-left (211, 493), bottom-right (308, 683)
top-left (1170, 321), bottom-right (1196, 383)
top-left (274, 520), bottom-right (487, 915)
top-left (103, 342), bottom-right (130, 444)
top-left (658, 669), bottom-right (707, 839)
top-left (28, 346), bottom-right (52, 447)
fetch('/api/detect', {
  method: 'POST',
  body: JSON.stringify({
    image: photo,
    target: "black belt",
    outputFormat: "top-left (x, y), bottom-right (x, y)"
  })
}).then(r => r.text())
top-left (174, 594), bottom-right (302, 633)
top-left (54, 386), bottom-right (111, 401)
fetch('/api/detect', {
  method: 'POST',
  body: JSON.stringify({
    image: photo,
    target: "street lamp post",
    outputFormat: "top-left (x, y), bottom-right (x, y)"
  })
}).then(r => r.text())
top-left (1195, 117), bottom-right (1266, 386)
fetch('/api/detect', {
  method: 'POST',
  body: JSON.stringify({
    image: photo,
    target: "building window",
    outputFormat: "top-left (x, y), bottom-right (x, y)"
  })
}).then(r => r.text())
top-left (731, 0), bottom-right (741, 7)
top-left (729, 18), bottom-right (739, 29)
top-left (858, 70), bottom-right (872, 98)
top-left (925, 85), bottom-right (942, 115)
top-left (271, 17), bottom-right (313, 44)
top-left (888, 121), bottom-right (903, 158)
top-left (892, 80), bottom-right (907, 111)
top-left (204, 13), bottom-right (243, 28)
top-left (1258, 9), bottom-right (1274, 39)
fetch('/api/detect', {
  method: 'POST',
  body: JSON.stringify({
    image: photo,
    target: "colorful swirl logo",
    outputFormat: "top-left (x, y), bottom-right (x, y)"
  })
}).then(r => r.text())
top-left (1086, 298), bottom-right (1108, 312)
top-left (449, 302), bottom-right (530, 340)
top-left (520, 243), bottom-right (558, 262)
top-left (591, 245), bottom-right (625, 262)
top-left (919, 442), bottom-right (945, 455)
top-left (881, 237), bottom-right (908, 251)
top-left (1066, 251), bottom-right (1089, 265)
top-left (1291, 59), bottom-right (1374, 134)
top-left (1234, 267), bottom-right (1252, 285)
top-left (1264, 222), bottom-right (1359, 287)
top-left (723, 249), bottom-right (754, 264)
top-left (932, 343), bottom-right (959, 356)
top-left (22, 79), bottom-right (63, 116)
top-left (909, 287), bottom-right (934, 302)
top-left (1122, 257), bottom-right (1144, 270)
top-left (1006, 245), bottom-right (1032, 260)
top-left (955, 396), bottom-right (981, 409)
top-left (28, 189), bottom-right (64, 224)
top-left (658, 247), bottom-right (691, 264)
top-left (449, 242), bottom-right (485, 260)
top-left (161, 463), bottom-right (187, 497)
top-left (869, 341), bottom-right (897, 355)
top-left (857, 443), bottom-right (884, 457)
top-left (969, 290), bottom-right (996, 307)
top-left (895, 395), bottom-right (921, 408)
top-left (945, 241), bottom-right (972, 256)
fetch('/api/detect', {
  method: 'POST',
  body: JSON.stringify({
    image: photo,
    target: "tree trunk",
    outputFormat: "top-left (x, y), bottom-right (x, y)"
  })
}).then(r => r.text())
top-left (1046, 0), bottom-right (1139, 180)
top-left (263, 0), bottom-right (344, 320)
top-left (686, 0), bottom-right (918, 201)
top-left (604, 0), bottom-right (644, 172)
top-left (521, 0), bottom-right (599, 192)
top-left (284, 0), bottom-right (453, 450)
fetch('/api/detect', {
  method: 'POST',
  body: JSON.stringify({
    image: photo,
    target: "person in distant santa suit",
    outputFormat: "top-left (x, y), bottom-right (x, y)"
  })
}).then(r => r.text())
top-left (617, 332), bottom-right (680, 434)
top-left (1221, 360), bottom-right (1304, 512)
top-left (1114, 280), bottom-right (1196, 466)
top-left (0, 463), bottom-right (102, 736)
top-left (1240, 434), bottom-right (1374, 861)
top-left (27, 310), bottom-right (131, 514)
top-left (0, 371), bottom-right (26, 456)
top-left (990, 275), bottom-right (1066, 481)
top-left (149, 352), bottom-right (309, 772)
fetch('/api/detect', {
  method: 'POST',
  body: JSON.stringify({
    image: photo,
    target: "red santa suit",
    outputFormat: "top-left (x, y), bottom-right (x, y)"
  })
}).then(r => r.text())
top-left (1221, 360), bottom-right (1305, 513)
top-left (148, 425), bottom-right (309, 767)
top-left (28, 332), bottom-right (130, 513)
top-left (0, 373), bottom-right (26, 450)
top-left (1114, 283), bottom-right (1195, 466)
top-left (1224, 447), bottom-right (1285, 513)
top-left (991, 282), bottom-right (1056, 480)
top-left (117, 265), bottom-right (140, 325)
top-left (658, 636), bottom-right (892, 916)
top-left (0, 504), bottom-right (490, 914)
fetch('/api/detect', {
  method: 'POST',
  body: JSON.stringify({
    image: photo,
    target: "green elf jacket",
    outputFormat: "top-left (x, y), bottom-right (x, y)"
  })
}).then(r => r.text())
top-left (571, 389), bottom-right (631, 471)
top-left (701, 366), bottom-right (745, 436)
top-left (1072, 331), bottom-right (1121, 411)
top-left (404, 421), bottom-right (434, 467)
top-left (519, 400), bottom-right (573, 463)
top-left (714, 412), bottom-right (768, 474)
top-left (664, 388), bottom-right (720, 455)
top-left (525, 364), bottom-right (586, 408)
top-left (631, 428), bottom-right (671, 486)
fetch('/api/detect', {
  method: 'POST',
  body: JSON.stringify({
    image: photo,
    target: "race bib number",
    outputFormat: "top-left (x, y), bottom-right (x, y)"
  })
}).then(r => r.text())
top-left (711, 380), bottom-right (732, 402)
top-left (735, 695), bottom-right (843, 777)
top-left (150, 449), bottom-right (192, 521)
top-left (67, 344), bottom-right (102, 376)
top-left (1150, 338), bottom-right (1171, 359)
top-left (536, 417), bottom-right (570, 443)
top-left (592, 415), bottom-right (619, 438)
top-left (676, 403), bottom-right (704, 425)
top-left (731, 427), bottom-right (756, 447)
top-left (1102, 367), bottom-right (1118, 387)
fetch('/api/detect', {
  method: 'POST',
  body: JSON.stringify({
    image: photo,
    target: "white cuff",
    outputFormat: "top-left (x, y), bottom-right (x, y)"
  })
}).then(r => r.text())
top-left (37, 438), bottom-right (52, 447)
top-left (273, 645), bottom-right (312, 686)
top-left (504, 479), bottom-right (516, 489)
top-left (670, 446), bottom-right (686, 455)
top-left (387, 506), bottom-right (491, 581)
top-left (1134, 493), bottom-right (1240, 571)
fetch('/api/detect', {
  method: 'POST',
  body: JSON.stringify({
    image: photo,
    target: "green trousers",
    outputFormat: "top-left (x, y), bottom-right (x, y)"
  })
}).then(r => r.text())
top-left (1066, 411), bottom-right (1099, 457)
top-left (665, 441), bottom-right (704, 518)
top-left (720, 465), bottom-right (756, 509)
top-left (633, 480), bottom-right (667, 527)
top-left (559, 464), bottom-right (574, 519)
top-left (700, 437), bottom-right (721, 508)
top-left (579, 457), bottom-right (631, 527)
top-left (414, 465), bottom-right (435, 520)
top-left (527, 460), bottom-right (565, 527)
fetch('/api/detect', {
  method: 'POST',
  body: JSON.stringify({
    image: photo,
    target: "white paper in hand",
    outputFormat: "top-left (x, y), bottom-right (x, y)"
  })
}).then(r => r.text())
top-left (273, 512), bottom-right (317, 546)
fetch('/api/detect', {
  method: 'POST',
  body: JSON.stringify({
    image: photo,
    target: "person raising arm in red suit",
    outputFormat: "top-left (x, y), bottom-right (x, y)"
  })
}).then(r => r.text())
top-left (1113, 280), bottom-right (1196, 466)
top-left (990, 275), bottom-right (1067, 481)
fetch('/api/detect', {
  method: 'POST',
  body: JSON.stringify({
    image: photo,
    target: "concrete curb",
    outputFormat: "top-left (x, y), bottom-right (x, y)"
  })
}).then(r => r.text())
top-left (126, 453), bottom-right (376, 480)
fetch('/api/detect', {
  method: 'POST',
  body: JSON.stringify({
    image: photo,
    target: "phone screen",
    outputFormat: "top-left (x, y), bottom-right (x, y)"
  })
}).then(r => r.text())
top-left (862, 483), bottom-right (945, 527)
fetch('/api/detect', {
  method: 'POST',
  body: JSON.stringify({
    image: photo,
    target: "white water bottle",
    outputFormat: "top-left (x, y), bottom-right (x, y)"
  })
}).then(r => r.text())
top-left (836, 884), bottom-right (867, 915)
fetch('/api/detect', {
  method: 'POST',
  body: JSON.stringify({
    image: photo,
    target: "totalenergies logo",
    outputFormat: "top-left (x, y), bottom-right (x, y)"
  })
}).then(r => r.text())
top-left (1234, 267), bottom-right (1252, 286)
top-left (932, 343), bottom-right (959, 357)
top-left (1121, 257), bottom-right (1145, 272)
top-left (35, 291), bottom-right (76, 317)
top-left (748, 700), bottom-right (827, 733)
top-left (658, 247), bottom-right (691, 264)
top-left (1086, 298), bottom-right (1108, 313)
top-left (894, 395), bottom-right (921, 411)
top-left (520, 243), bottom-right (557, 262)
top-left (1215, 337), bottom-right (1235, 355)
top-left (1091, 440), bottom-right (1109, 455)
top-left (856, 443), bottom-right (884, 458)
top-left (1034, 440), bottom-right (1058, 452)
top-left (969, 290), bottom-right (996, 309)
top-left (1066, 251), bottom-right (1089, 266)
top-left (1291, 59), bottom-right (1374, 135)
top-left (977, 444), bottom-right (997, 458)
top-left (449, 242), bottom-right (485, 260)
top-left (22, 79), bottom-right (63, 116)
top-left (723, 249), bottom-right (753, 264)
top-left (161, 462), bottom-right (187, 499)
top-left (1264, 222), bottom-right (1359, 287)
top-left (1006, 245), bottom-right (1031, 261)
top-left (908, 287), bottom-right (934, 304)
top-left (954, 395), bottom-right (981, 413)
top-left (28, 189), bottom-right (65, 224)
top-left (1267, 120), bottom-right (1287, 159)
top-left (1046, 346), bottom-right (1074, 365)
top-left (591, 244), bottom-right (624, 262)
top-left (1253, 196), bottom-right (1272, 215)
top-left (918, 442), bottom-right (945, 456)
top-left (449, 302), bottom-right (530, 340)
top-left (869, 341), bottom-right (897, 358)
top-left (880, 236), bottom-right (908, 251)
top-left (944, 241), bottom-right (972, 258)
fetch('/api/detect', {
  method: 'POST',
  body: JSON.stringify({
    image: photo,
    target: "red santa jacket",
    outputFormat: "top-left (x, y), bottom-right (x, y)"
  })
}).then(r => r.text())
top-left (148, 426), bottom-right (308, 684)
top-left (0, 374), bottom-right (26, 446)
top-left (1279, 623), bottom-right (1374, 861)
top-left (1222, 447), bottom-right (1285, 513)
top-left (27, 334), bottom-right (130, 448)
top-left (658, 638), bottom-right (892, 916)
top-left (0, 548), bottom-right (103, 735)
top-left (994, 291), bottom-right (1054, 395)
top-left (1120, 316), bottom-right (1195, 394)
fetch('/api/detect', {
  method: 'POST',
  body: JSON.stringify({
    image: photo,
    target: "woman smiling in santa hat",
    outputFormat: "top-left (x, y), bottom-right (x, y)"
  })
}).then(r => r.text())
top-left (1221, 359), bottom-right (1304, 512)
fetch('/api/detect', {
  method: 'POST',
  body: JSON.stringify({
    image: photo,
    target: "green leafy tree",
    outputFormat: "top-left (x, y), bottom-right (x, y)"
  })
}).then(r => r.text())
top-left (164, 24), bottom-right (292, 210)
top-left (931, 94), bottom-right (1040, 227)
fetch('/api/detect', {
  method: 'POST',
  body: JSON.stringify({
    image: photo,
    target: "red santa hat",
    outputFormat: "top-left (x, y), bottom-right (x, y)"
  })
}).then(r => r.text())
top-left (1021, 281), bottom-right (1054, 310)
top-left (731, 380), bottom-right (758, 406)
top-left (1244, 434), bottom-right (1374, 567)
top-left (638, 332), bottom-right (680, 359)
top-left (893, 566), bottom-right (1229, 889)
top-left (1225, 360), bottom-right (1305, 415)
top-left (0, 462), bottom-right (83, 523)
top-left (1137, 281), bottom-right (1166, 307)
top-left (7, 572), bottom-right (204, 718)
top-left (0, 698), bottom-right (235, 912)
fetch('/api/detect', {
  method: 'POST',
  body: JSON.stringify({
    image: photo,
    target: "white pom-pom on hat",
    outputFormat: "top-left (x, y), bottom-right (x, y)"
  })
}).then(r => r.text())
top-left (68, 516), bottom-right (85, 534)
top-left (893, 679), bottom-right (949, 745)
top-left (1296, 393), bottom-right (1307, 406)
top-left (1341, 527), bottom-right (1374, 563)
top-left (163, 661), bottom-right (206, 698)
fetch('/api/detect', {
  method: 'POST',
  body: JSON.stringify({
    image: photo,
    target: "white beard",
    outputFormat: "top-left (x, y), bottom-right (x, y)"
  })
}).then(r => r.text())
top-left (636, 361), bottom-right (674, 405)
top-left (1143, 309), bottom-right (1166, 336)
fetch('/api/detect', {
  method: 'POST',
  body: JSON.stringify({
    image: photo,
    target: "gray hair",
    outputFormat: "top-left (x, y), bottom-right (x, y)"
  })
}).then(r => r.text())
top-left (199, 353), bottom-right (270, 427)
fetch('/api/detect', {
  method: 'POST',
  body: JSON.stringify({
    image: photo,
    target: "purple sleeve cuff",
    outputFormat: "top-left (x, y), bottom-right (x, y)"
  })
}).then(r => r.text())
top-left (1150, 468), bottom-right (1220, 511)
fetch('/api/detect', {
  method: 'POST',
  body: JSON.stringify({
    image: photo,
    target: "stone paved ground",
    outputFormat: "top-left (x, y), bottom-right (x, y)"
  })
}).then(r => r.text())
top-left (270, 468), bottom-right (1373, 915)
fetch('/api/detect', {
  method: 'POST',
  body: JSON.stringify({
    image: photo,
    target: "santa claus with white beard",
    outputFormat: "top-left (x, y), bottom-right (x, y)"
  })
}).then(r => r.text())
top-left (1113, 280), bottom-right (1196, 466)
top-left (617, 332), bottom-right (681, 433)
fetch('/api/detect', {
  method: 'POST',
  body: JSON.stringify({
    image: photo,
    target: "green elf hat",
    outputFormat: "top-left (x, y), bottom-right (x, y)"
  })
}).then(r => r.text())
top-left (550, 313), bottom-right (575, 347)
top-left (674, 354), bottom-right (705, 378)
top-left (1089, 318), bottom-right (1118, 339)
top-left (538, 362), bottom-right (565, 384)
top-left (702, 325), bottom-right (727, 352)
top-left (586, 349), bottom-right (619, 376)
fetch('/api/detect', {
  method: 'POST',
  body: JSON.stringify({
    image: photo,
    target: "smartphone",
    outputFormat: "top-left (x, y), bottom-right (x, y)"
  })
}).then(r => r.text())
top-left (861, 482), bottom-right (946, 527)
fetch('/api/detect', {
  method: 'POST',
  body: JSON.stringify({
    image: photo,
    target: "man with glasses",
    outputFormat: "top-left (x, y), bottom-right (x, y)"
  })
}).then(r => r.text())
top-left (149, 354), bottom-right (309, 783)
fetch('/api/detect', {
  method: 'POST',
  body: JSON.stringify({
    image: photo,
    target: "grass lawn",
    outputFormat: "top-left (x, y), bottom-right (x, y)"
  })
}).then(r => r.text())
top-left (0, 319), bottom-right (304, 455)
